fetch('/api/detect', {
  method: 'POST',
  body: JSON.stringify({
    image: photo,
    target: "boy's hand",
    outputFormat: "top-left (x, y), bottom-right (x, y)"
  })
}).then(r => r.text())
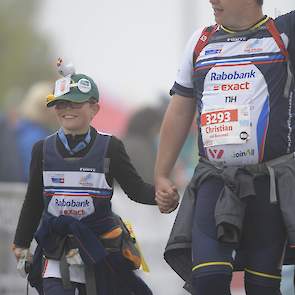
top-left (12, 245), bottom-right (33, 278)
top-left (11, 244), bottom-right (31, 262)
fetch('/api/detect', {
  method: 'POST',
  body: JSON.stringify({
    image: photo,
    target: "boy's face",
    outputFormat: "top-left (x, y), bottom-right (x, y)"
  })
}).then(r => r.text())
top-left (54, 100), bottom-right (99, 134)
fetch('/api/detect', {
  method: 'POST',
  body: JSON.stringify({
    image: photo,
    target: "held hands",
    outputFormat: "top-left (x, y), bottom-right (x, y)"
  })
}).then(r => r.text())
top-left (155, 177), bottom-right (180, 214)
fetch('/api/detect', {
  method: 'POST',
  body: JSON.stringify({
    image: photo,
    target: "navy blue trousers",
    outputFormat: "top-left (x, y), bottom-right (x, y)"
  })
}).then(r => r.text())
top-left (43, 278), bottom-right (86, 295)
top-left (192, 176), bottom-right (286, 295)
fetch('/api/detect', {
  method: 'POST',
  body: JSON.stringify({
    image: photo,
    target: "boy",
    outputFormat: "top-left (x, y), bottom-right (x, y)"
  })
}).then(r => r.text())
top-left (12, 66), bottom-right (168, 294)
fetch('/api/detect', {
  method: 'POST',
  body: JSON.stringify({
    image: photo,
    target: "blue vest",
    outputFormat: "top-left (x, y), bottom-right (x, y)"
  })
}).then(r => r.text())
top-left (42, 131), bottom-right (116, 234)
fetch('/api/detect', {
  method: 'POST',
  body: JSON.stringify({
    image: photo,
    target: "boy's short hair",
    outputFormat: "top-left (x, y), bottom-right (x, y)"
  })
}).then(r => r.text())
top-left (257, 0), bottom-right (263, 5)
top-left (47, 73), bottom-right (99, 108)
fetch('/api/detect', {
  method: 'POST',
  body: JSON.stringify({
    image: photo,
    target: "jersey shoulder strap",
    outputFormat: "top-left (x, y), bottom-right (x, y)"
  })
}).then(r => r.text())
top-left (193, 24), bottom-right (219, 66)
top-left (265, 18), bottom-right (288, 58)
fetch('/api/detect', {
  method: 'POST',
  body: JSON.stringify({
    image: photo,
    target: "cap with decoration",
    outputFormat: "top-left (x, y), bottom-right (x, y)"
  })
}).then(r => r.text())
top-left (46, 58), bottom-right (99, 107)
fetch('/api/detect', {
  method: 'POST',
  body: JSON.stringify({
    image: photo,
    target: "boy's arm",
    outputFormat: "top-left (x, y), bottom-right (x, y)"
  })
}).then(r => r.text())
top-left (13, 141), bottom-right (44, 249)
top-left (108, 136), bottom-right (157, 205)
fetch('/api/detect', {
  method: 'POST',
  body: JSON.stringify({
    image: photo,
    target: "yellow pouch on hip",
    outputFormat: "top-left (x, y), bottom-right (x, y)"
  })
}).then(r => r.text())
top-left (123, 220), bottom-right (150, 273)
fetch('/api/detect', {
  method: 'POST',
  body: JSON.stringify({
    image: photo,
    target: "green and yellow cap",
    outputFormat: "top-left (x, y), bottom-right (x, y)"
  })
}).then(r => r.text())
top-left (46, 73), bottom-right (99, 107)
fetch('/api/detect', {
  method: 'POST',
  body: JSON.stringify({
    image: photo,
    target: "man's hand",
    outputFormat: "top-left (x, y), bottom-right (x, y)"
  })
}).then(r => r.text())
top-left (155, 176), bottom-right (180, 213)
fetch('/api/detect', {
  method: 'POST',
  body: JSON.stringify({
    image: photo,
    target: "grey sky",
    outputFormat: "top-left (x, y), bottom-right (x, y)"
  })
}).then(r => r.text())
top-left (39, 0), bottom-right (294, 108)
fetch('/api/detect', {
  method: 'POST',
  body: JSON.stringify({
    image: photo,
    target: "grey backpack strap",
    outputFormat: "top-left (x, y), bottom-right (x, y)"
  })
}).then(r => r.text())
top-left (59, 251), bottom-right (72, 290)
top-left (104, 157), bottom-right (110, 174)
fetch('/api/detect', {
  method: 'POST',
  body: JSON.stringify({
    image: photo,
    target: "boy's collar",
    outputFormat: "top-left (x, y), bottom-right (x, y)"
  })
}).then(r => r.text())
top-left (58, 128), bottom-right (91, 155)
top-left (66, 132), bottom-right (88, 141)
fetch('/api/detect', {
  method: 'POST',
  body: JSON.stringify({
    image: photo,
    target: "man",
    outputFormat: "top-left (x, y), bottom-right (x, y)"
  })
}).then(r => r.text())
top-left (155, 0), bottom-right (295, 294)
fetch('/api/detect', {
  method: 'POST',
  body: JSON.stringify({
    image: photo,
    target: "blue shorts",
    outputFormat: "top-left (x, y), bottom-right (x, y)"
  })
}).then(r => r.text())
top-left (192, 176), bottom-right (287, 287)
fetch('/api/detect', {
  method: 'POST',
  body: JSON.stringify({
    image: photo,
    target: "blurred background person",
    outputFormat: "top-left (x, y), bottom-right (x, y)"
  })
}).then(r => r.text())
top-left (0, 82), bottom-right (57, 183)
top-left (0, 111), bottom-right (24, 182)
top-left (0, 82), bottom-right (55, 182)
top-left (123, 99), bottom-right (197, 189)
top-left (123, 106), bottom-right (163, 184)
top-left (14, 81), bottom-right (57, 182)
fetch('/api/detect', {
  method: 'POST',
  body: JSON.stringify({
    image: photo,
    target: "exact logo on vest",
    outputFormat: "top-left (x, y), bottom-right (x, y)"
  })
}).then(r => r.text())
top-left (55, 198), bottom-right (91, 217)
top-left (211, 70), bottom-right (255, 91)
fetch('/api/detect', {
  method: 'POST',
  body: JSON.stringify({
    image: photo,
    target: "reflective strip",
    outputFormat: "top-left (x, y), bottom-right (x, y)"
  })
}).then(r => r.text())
top-left (266, 166), bottom-right (277, 203)
top-left (284, 61), bottom-right (294, 98)
top-left (44, 188), bottom-right (113, 198)
top-left (197, 54), bottom-right (285, 67)
top-left (192, 262), bottom-right (233, 272)
top-left (244, 268), bottom-right (281, 280)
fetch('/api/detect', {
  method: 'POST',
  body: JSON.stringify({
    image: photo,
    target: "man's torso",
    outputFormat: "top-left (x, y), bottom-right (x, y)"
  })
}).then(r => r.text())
top-left (172, 13), bottom-right (295, 166)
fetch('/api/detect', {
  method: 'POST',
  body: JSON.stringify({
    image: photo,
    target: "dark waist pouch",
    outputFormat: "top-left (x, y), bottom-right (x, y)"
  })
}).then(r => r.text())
top-left (42, 216), bottom-right (142, 269)
top-left (100, 216), bottom-right (142, 269)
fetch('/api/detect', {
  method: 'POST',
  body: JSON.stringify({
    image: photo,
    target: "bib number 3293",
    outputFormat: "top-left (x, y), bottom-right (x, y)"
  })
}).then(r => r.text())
top-left (200, 105), bottom-right (251, 147)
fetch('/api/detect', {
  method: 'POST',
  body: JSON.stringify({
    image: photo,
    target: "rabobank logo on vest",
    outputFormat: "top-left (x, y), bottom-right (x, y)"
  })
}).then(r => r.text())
top-left (48, 196), bottom-right (95, 220)
top-left (55, 198), bottom-right (90, 207)
top-left (211, 70), bottom-right (256, 81)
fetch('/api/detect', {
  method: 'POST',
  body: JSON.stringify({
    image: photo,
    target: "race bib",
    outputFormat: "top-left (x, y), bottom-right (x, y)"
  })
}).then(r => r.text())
top-left (201, 105), bottom-right (251, 147)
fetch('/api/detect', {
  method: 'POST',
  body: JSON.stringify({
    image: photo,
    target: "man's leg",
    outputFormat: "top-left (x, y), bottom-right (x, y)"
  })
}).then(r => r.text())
top-left (192, 177), bottom-right (234, 295)
top-left (242, 176), bottom-right (286, 295)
